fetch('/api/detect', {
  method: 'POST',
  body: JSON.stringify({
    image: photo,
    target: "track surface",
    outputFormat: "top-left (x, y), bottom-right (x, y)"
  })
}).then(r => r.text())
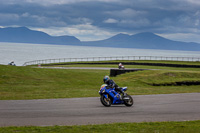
top-left (0, 93), bottom-right (200, 127)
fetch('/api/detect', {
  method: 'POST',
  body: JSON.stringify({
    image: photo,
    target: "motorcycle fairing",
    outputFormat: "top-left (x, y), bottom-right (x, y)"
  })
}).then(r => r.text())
top-left (99, 85), bottom-right (124, 104)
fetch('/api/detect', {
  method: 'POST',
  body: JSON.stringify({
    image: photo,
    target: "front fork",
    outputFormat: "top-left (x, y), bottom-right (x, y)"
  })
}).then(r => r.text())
top-left (103, 94), bottom-right (108, 99)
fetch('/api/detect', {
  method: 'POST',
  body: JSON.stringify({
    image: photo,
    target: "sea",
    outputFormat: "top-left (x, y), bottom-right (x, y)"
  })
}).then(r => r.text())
top-left (1, 42), bottom-right (200, 66)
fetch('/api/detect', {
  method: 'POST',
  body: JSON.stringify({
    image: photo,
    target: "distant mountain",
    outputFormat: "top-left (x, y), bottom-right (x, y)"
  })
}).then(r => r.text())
top-left (0, 27), bottom-right (81, 45)
top-left (1, 27), bottom-right (200, 51)
top-left (82, 32), bottom-right (200, 51)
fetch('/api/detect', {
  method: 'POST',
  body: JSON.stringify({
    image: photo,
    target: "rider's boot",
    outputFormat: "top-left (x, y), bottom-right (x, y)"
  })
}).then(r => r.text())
top-left (118, 93), bottom-right (123, 100)
top-left (122, 92), bottom-right (129, 100)
top-left (120, 96), bottom-right (123, 100)
top-left (119, 92), bottom-right (124, 100)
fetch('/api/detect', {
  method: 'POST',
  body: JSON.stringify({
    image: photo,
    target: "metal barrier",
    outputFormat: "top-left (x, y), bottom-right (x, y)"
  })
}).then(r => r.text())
top-left (23, 56), bottom-right (200, 66)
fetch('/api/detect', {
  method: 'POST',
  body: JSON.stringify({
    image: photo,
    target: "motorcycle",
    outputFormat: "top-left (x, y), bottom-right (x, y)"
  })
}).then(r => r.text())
top-left (99, 84), bottom-right (134, 107)
top-left (119, 65), bottom-right (125, 69)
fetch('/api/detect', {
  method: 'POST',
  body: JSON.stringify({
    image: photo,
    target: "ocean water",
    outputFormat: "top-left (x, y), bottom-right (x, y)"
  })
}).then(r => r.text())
top-left (1, 42), bottom-right (200, 66)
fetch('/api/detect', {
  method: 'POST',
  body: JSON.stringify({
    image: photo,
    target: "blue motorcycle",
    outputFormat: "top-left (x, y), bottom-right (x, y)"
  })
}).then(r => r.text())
top-left (99, 84), bottom-right (134, 107)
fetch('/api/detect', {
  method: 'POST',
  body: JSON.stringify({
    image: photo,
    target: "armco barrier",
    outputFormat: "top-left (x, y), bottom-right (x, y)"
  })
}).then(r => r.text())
top-left (23, 56), bottom-right (200, 66)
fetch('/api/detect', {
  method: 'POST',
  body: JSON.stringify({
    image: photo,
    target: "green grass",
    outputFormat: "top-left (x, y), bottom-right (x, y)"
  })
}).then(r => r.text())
top-left (114, 70), bottom-right (200, 95)
top-left (46, 63), bottom-right (200, 71)
top-left (1, 62), bottom-right (200, 132)
top-left (42, 60), bottom-right (200, 71)
top-left (0, 121), bottom-right (200, 133)
top-left (0, 65), bottom-right (110, 100)
top-left (1, 62), bottom-right (200, 100)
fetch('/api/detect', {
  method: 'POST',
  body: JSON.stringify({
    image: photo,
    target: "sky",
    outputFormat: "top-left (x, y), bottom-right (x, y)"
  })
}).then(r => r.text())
top-left (0, 0), bottom-right (200, 42)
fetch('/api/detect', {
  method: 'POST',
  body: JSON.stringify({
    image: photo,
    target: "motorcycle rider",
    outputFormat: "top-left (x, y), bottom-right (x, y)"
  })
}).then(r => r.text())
top-left (118, 63), bottom-right (123, 69)
top-left (103, 76), bottom-right (126, 99)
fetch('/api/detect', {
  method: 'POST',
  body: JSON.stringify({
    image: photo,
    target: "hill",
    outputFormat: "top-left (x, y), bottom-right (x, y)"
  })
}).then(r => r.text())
top-left (82, 32), bottom-right (200, 51)
top-left (1, 27), bottom-right (200, 51)
top-left (0, 27), bottom-right (81, 45)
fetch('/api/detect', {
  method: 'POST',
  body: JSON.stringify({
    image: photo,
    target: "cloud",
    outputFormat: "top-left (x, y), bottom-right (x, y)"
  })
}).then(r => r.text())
top-left (103, 18), bottom-right (119, 24)
top-left (0, 0), bottom-right (121, 6)
top-left (185, 0), bottom-right (200, 5)
top-left (105, 8), bottom-right (147, 18)
top-left (119, 19), bottom-right (150, 28)
top-left (33, 24), bottom-right (115, 41)
top-left (0, 13), bottom-right (19, 23)
top-left (0, 0), bottom-right (200, 42)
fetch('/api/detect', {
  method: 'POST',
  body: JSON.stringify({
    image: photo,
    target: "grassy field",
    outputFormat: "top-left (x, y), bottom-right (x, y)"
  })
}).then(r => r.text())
top-left (0, 120), bottom-right (200, 133)
top-left (42, 60), bottom-right (200, 71)
top-left (1, 61), bottom-right (200, 132)
top-left (45, 63), bottom-right (200, 72)
top-left (1, 60), bottom-right (200, 100)
top-left (0, 65), bottom-right (108, 100)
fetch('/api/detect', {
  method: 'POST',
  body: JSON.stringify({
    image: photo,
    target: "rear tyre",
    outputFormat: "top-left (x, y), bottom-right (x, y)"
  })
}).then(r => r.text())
top-left (124, 95), bottom-right (134, 107)
top-left (100, 95), bottom-right (112, 107)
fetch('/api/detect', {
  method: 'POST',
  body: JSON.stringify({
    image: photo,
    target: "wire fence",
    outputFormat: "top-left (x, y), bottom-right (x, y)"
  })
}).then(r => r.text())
top-left (23, 56), bottom-right (200, 66)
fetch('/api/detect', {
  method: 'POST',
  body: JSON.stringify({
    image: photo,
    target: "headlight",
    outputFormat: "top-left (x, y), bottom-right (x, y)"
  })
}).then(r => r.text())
top-left (99, 89), bottom-right (105, 95)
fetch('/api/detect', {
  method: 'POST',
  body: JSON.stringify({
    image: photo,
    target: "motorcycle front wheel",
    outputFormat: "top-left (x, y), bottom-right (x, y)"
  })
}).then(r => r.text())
top-left (124, 95), bottom-right (134, 107)
top-left (100, 95), bottom-right (112, 107)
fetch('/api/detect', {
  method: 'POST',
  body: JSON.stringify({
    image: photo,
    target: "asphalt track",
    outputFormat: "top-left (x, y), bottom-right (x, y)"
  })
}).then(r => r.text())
top-left (0, 93), bottom-right (200, 127)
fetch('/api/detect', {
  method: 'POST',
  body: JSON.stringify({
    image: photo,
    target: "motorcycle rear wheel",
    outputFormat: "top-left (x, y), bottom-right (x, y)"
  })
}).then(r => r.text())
top-left (124, 95), bottom-right (134, 107)
top-left (100, 95), bottom-right (112, 107)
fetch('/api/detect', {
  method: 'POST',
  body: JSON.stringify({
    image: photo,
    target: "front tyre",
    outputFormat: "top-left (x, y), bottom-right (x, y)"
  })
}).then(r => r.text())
top-left (124, 95), bottom-right (134, 107)
top-left (100, 95), bottom-right (112, 107)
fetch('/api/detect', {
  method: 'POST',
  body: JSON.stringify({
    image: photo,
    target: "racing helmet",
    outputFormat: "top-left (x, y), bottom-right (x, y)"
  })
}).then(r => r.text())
top-left (103, 76), bottom-right (110, 83)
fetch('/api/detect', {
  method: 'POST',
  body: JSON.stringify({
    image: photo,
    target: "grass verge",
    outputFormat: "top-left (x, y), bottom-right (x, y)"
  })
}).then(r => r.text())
top-left (1, 60), bottom-right (200, 100)
top-left (0, 120), bottom-right (200, 133)
top-left (0, 65), bottom-right (108, 100)
top-left (1, 62), bottom-right (200, 132)
top-left (41, 60), bottom-right (200, 71)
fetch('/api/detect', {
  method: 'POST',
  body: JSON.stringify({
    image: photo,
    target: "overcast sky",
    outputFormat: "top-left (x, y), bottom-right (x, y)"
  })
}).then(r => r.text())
top-left (0, 0), bottom-right (200, 42)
